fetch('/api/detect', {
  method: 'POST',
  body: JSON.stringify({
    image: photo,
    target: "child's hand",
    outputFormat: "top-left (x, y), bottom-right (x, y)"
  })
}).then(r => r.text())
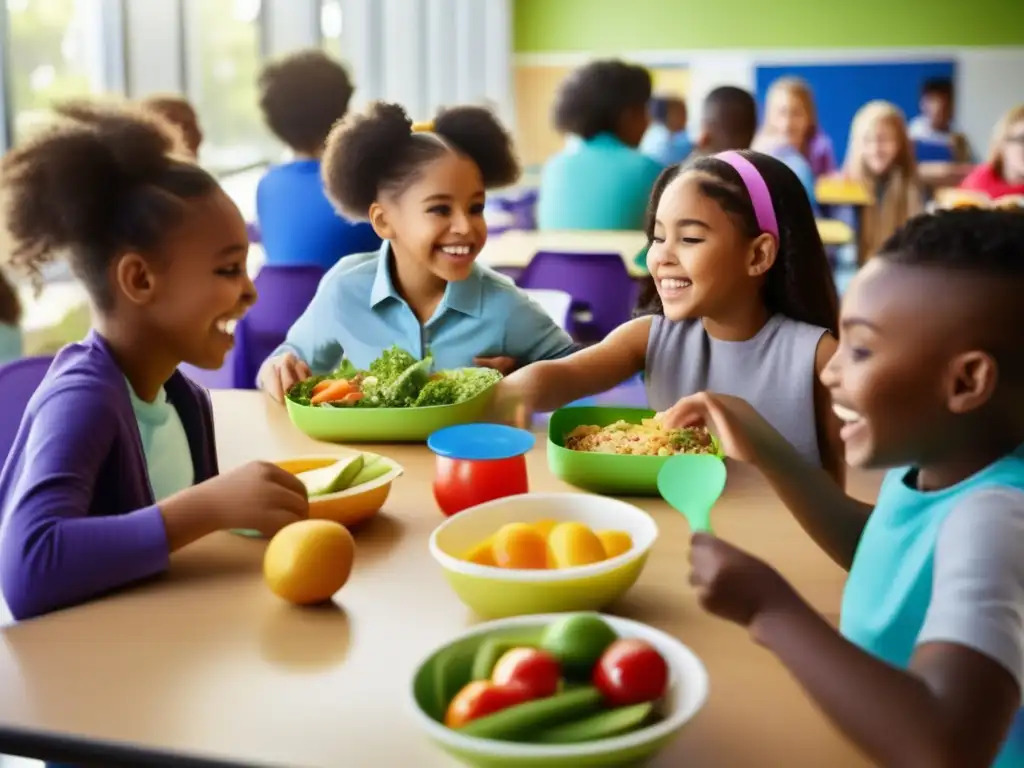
top-left (259, 353), bottom-right (311, 403)
top-left (656, 392), bottom-right (777, 465)
top-left (489, 377), bottom-right (533, 429)
top-left (689, 532), bottom-right (799, 629)
top-left (474, 356), bottom-right (518, 376)
top-left (206, 461), bottom-right (309, 535)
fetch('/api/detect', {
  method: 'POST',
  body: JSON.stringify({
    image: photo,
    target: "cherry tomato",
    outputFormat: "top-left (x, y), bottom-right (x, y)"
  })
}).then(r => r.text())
top-left (592, 639), bottom-right (669, 706)
top-left (433, 456), bottom-right (529, 516)
top-left (444, 680), bottom-right (531, 728)
top-left (491, 647), bottom-right (561, 699)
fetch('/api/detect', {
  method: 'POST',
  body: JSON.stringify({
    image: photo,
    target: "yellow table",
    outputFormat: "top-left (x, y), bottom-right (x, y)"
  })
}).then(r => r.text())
top-left (0, 391), bottom-right (878, 767)
top-left (814, 178), bottom-right (873, 207)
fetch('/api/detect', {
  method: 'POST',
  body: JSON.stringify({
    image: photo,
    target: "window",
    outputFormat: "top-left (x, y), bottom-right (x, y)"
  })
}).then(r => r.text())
top-left (320, 0), bottom-right (342, 58)
top-left (183, 0), bottom-right (274, 174)
top-left (6, 0), bottom-right (106, 142)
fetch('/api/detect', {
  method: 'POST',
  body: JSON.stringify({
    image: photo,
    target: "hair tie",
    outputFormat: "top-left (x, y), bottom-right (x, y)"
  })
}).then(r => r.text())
top-left (411, 120), bottom-right (435, 133)
top-left (714, 151), bottom-right (780, 241)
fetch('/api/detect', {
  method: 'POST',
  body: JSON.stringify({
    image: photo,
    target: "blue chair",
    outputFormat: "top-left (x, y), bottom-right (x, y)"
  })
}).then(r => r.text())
top-left (0, 355), bottom-right (53, 465)
top-left (914, 140), bottom-right (955, 163)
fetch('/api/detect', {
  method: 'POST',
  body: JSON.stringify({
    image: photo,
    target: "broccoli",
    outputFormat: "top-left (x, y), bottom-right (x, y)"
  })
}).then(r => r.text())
top-left (413, 377), bottom-right (462, 407)
top-left (368, 346), bottom-right (418, 387)
top-left (446, 367), bottom-right (502, 402)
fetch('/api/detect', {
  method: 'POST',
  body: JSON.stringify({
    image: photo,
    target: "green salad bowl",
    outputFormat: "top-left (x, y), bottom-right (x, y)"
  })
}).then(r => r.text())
top-left (409, 613), bottom-right (708, 768)
top-left (547, 407), bottom-right (724, 496)
top-left (286, 379), bottom-right (499, 443)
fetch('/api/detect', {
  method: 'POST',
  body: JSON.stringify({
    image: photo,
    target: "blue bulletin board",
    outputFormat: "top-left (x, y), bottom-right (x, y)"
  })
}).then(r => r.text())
top-left (755, 60), bottom-right (957, 162)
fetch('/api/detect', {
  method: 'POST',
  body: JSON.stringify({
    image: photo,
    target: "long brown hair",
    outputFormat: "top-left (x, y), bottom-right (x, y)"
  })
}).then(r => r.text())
top-left (0, 268), bottom-right (22, 326)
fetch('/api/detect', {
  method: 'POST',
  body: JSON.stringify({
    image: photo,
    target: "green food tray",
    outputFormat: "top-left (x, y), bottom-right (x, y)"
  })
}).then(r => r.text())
top-left (286, 381), bottom-right (498, 443)
top-left (547, 406), bottom-right (723, 496)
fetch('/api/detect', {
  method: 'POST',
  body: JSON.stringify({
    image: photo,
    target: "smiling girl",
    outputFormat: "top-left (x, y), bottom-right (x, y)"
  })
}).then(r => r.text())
top-left (495, 150), bottom-right (844, 483)
top-left (0, 102), bottom-right (308, 621)
top-left (842, 101), bottom-right (924, 262)
top-left (258, 101), bottom-right (576, 401)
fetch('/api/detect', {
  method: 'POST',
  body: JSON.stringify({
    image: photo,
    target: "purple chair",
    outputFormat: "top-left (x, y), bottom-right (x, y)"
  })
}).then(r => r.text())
top-left (517, 251), bottom-right (637, 342)
top-left (233, 265), bottom-right (326, 389)
top-left (495, 190), bottom-right (538, 231)
top-left (0, 356), bottom-right (54, 465)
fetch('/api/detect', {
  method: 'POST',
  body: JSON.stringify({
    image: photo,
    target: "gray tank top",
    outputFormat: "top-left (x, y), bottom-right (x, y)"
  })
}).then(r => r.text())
top-left (645, 314), bottom-right (827, 467)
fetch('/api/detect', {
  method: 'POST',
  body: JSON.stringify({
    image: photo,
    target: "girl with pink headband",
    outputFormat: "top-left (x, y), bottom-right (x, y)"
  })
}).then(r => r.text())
top-left (495, 149), bottom-right (844, 483)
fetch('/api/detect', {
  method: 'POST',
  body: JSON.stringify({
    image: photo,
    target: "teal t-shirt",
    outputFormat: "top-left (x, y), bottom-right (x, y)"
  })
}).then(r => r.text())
top-left (0, 322), bottom-right (23, 365)
top-left (126, 379), bottom-right (194, 501)
top-left (841, 450), bottom-right (1024, 766)
top-left (537, 133), bottom-right (662, 231)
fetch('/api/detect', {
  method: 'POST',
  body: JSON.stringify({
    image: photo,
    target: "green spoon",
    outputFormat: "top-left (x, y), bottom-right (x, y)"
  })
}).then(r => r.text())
top-left (656, 454), bottom-right (728, 534)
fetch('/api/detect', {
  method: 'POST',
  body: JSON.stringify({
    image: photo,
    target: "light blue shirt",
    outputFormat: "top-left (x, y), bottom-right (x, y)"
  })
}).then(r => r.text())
top-left (0, 323), bottom-right (22, 365)
top-left (537, 133), bottom-right (662, 231)
top-left (639, 124), bottom-right (693, 168)
top-left (268, 242), bottom-right (577, 373)
top-left (125, 379), bottom-right (194, 502)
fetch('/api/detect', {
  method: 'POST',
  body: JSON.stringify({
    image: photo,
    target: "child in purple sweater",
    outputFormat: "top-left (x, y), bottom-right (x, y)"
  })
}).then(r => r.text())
top-left (0, 101), bottom-right (308, 621)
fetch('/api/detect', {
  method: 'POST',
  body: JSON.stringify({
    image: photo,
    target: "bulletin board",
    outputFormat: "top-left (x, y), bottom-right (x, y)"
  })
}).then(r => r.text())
top-left (514, 65), bottom-right (690, 168)
top-left (755, 60), bottom-right (957, 163)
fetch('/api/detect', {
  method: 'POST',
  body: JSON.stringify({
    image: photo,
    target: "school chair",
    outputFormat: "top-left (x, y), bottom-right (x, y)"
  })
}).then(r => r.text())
top-left (913, 140), bottom-right (955, 164)
top-left (0, 355), bottom-right (53, 465)
top-left (233, 265), bottom-right (326, 388)
top-left (517, 251), bottom-right (636, 343)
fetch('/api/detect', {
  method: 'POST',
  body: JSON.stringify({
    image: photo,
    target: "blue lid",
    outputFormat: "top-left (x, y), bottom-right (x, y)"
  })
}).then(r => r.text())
top-left (427, 424), bottom-right (536, 461)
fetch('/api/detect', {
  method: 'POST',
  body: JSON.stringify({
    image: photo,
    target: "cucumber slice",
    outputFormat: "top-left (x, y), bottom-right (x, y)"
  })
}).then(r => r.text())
top-left (534, 702), bottom-right (654, 744)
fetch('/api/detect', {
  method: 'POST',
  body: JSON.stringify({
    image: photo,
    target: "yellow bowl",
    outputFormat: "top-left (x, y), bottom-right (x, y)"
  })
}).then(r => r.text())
top-left (275, 455), bottom-right (404, 528)
top-left (429, 493), bottom-right (658, 619)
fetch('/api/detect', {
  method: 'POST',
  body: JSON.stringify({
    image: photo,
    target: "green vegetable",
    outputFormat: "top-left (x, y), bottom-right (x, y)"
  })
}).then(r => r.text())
top-left (369, 346), bottom-right (418, 387)
top-left (457, 687), bottom-right (603, 741)
top-left (533, 702), bottom-right (655, 744)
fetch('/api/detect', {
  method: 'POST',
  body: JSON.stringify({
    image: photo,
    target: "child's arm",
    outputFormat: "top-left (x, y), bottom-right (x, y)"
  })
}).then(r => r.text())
top-left (691, 488), bottom-right (1024, 768)
top-left (0, 387), bottom-right (306, 619)
top-left (813, 334), bottom-right (846, 490)
top-left (497, 317), bottom-right (651, 417)
top-left (660, 392), bottom-right (869, 570)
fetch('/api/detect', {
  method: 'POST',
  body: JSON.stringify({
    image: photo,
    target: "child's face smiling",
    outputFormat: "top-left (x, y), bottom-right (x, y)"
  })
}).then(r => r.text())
top-left (821, 258), bottom-right (1001, 472)
top-left (381, 151), bottom-right (487, 284)
top-left (861, 119), bottom-right (901, 177)
top-left (768, 92), bottom-right (810, 148)
top-left (647, 172), bottom-right (773, 324)
top-left (134, 187), bottom-right (256, 370)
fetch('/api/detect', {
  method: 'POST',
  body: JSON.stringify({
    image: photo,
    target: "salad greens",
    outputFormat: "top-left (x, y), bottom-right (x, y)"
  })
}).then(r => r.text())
top-left (287, 345), bottom-right (502, 409)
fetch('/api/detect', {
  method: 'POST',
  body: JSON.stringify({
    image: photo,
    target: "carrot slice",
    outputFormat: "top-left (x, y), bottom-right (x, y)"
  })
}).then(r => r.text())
top-left (311, 379), bottom-right (336, 396)
top-left (311, 380), bottom-right (353, 405)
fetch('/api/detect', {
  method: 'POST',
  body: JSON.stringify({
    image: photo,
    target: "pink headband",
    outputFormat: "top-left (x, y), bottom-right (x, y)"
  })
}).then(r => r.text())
top-left (714, 151), bottom-right (779, 240)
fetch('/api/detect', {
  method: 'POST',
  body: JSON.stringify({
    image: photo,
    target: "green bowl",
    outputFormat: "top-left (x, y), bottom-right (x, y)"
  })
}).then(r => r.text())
top-left (286, 381), bottom-right (498, 443)
top-left (547, 407), bottom-right (723, 496)
top-left (409, 613), bottom-right (708, 768)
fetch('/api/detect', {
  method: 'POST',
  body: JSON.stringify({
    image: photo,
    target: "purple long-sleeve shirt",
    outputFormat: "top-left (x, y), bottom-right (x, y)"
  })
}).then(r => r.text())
top-left (0, 331), bottom-right (218, 620)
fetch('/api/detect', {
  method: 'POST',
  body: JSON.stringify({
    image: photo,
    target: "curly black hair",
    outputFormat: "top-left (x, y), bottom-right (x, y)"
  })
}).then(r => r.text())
top-left (552, 59), bottom-right (652, 140)
top-left (0, 99), bottom-right (219, 311)
top-left (879, 208), bottom-right (1024, 272)
top-left (322, 101), bottom-right (520, 220)
top-left (258, 49), bottom-right (354, 153)
top-left (636, 150), bottom-right (839, 335)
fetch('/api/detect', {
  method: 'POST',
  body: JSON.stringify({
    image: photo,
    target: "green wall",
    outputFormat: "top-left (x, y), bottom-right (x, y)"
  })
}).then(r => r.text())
top-left (513, 0), bottom-right (1024, 53)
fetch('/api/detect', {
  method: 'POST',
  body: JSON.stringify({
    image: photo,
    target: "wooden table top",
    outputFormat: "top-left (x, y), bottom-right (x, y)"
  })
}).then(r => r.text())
top-left (0, 392), bottom-right (880, 767)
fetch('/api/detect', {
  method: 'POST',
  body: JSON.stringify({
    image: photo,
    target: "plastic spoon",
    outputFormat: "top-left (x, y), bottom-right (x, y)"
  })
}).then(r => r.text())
top-left (656, 454), bottom-right (728, 535)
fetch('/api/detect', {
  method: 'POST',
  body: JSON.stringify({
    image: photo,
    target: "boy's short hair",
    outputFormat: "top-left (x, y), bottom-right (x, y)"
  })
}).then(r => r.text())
top-left (879, 209), bottom-right (1024, 275)
top-left (258, 50), bottom-right (354, 153)
top-left (552, 59), bottom-right (652, 139)
top-left (701, 86), bottom-right (757, 152)
top-left (921, 77), bottom-right (953, 100)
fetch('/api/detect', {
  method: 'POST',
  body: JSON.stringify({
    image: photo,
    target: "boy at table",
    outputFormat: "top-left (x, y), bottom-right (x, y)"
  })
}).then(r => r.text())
top-left (665, 209), bottom-right (1024, 767)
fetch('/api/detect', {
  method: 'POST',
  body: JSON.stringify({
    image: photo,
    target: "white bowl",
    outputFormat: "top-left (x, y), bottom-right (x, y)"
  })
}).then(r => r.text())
top-left (429, 494), bottom-right (659, 618)
top-left (409, 613), bottom-right (709, 767)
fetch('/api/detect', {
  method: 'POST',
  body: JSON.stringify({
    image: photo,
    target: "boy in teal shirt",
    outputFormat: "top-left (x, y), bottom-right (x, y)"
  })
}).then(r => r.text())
top-left (661, 209), bottom-right (1024, 766)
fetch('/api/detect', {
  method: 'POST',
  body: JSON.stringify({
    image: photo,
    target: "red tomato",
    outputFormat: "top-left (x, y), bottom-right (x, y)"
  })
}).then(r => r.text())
top-left (491, 647), bottom-right (561, 699)
top-left (433, 456), bottom-right (529, 516)
top-left (444, 680), bottom-right (531, 728)
top-left (592, 639), bottom-right (669, 706)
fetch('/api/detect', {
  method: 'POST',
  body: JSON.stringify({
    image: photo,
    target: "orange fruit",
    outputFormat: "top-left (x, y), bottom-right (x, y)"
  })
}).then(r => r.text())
top-left (596, 530), bottom-right (633, 559)
top-left (492, 523), bottom-right (549, 569)
top-left (548, 522), bottom-right (606, 568)
top-left (463, 536), bottom-right (497, 566)
top-left (531, 519), bottom-right (559, 539)
top-left (263, 519), bottom-right (355, 605)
